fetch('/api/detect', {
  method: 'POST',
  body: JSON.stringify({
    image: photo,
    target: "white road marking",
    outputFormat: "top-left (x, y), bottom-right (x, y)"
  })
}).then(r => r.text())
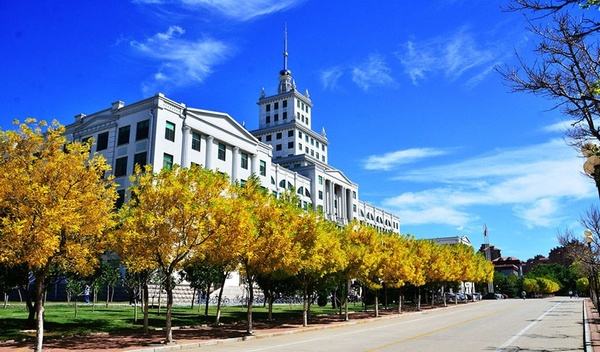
top-left (495, 301), bottom-right (563, 352)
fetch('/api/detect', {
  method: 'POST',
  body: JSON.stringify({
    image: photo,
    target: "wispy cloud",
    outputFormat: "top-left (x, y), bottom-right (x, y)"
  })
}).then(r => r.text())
top-left (542, 120), bottom-right (576, 133)
top-left (363, 147), bottom-right (449, 171)
top-left (382, 139), bottom-right (594, 228)
top-left (320, 66), bottom-right (344, 90)
top-left (134, 0), bottom-right (304, 21)
top-left (397, 27), bottom-right (502, 87)
top-left (130, 26), bottom-right (230, 94)
top-left (351, 54), bottom-right (395, 91)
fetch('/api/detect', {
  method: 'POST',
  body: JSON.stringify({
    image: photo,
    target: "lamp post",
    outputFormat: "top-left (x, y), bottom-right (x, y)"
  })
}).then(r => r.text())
top-left (584, 229), bottom-right (600, 309)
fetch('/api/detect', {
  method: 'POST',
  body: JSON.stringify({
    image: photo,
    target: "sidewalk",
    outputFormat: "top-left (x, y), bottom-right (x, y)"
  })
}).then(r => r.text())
top-left (585, 298), bottom-right (600, 352)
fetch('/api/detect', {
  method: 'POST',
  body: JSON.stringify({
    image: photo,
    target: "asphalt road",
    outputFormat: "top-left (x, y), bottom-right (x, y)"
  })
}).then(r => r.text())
top-left (195, 297), bottom-right (584, 352)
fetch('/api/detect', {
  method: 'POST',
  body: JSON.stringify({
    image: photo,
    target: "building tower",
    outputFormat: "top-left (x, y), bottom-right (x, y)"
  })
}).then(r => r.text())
top-left (253, 26), bottom-right (328, 164)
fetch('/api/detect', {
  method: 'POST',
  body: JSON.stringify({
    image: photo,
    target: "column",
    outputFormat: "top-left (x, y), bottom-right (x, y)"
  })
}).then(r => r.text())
top-left (181, 124), bottom-right (191, 168)
top-left (347, 189), bottom-right (353, 222)
top-left (251, 154), bottom-right (258, 175)
top-left (341, 187), bottom-right (346, 224)
top-left (205, 136), bottom-right (214, 170)
top-left (232, 147), bottom-right (239, 183)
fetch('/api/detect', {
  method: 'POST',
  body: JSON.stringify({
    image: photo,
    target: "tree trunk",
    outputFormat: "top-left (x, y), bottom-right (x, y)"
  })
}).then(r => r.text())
top-left (302, 286), bottom-right (308, 327)
top-left (398, 292), bottom-right (402, 314)
top-left (165, 277), bottom-right (174, 344)
top-left (92, 286), bottom-right (97, 312)
top-left (374, 291), bottom-right (379, 317)
top-left (246, 279), bottom-right (254, 335)
top-left (143, 282), bottom-right (149, 334)
top-left (3, 292), bottom-right (7, 309)
top-left (106, 286), bottom-right (109, 308)
top-left (191, 287), bottom-right (196, 310)
top-left (74, 297), bottom-right (78, 318)
top-left (215, 274), bottom-right (226, 325)
top-left (110, 285), bottom-right (115, 303)
top-left (34, 273), bottom-right (46, 352)
top-left (344, 278), bottom-right (350, 321)
top-left (204, 282), bottom-right (211, 319)
top-left (442, 285), bottom-right (447, 307)
top-left (158, 288), bottom-right (161, 315)
top-left (384, 284), bottom-right (388, 309)
top-left (25, 285), bottom-right (35, 325)
top-left (268, 294), bottom-right (274, 321)
top-left (417, 287), bottom-right (421, 311)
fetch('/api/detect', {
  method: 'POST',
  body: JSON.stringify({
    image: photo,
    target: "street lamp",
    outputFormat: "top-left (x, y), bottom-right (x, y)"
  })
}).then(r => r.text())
top-left (584, 229), bottom-right (600, 309)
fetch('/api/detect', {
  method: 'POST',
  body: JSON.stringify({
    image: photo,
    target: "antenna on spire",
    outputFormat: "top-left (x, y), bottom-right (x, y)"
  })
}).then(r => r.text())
top-left (283, 23), bottom-right (288, 71)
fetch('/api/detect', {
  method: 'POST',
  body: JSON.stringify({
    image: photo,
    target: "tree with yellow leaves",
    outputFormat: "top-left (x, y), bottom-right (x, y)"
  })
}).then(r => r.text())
top-left (235, 178), bottom-right (297, 335)
top-left (116, 164), bottom-right (229, 343)
top-left (340, 221), bottom-right (384, 319)
top-left (0, 120), bottom-right (116, 351)
top-left (380, 234), bottom-right (413, 313)
top-left (406, 238), bottom-right (431, 311)
top-left (291, 212), bottom-right (347, 326)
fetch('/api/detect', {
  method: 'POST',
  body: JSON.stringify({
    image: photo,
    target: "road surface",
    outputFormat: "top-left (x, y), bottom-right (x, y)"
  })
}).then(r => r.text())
top-left (195, 297), bottom-right (583, 352)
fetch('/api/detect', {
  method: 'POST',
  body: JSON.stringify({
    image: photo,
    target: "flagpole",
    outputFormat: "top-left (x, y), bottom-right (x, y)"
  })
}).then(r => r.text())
top-left (484, 224), bottom-right (494, 294)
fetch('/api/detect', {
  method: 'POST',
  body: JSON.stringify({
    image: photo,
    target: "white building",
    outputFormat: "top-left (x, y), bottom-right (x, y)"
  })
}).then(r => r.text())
top-left (64, 33), bottom-right (399, 234)
top-left (430, 235), bottom-right (475, 295)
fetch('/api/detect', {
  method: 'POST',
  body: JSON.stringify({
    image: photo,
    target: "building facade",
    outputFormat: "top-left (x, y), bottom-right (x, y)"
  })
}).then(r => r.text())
top-left (64, 36), bottom-right (399, 233)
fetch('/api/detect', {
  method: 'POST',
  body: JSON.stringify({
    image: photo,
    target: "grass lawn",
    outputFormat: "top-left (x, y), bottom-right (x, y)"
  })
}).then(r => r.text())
top-left (0, 301), bottom-right (365, 342)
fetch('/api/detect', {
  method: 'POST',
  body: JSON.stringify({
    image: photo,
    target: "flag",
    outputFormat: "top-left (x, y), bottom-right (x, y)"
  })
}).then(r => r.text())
top-left (483, 224), bottom-right (488, 243)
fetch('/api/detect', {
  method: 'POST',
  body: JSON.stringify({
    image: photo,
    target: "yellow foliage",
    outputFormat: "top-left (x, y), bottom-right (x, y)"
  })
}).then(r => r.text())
top-left (0, 120), bottom-right (116, 275)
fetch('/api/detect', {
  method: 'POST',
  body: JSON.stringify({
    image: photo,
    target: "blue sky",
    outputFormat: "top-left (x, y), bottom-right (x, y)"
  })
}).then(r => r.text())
top-left (0, 0), bottom-right (595, 260)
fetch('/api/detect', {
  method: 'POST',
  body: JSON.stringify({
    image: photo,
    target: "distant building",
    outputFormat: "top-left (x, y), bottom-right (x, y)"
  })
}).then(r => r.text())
top-left (492, 257), bottom-right (523, 277)
top-left (522, 255), bottom-right (549, 274)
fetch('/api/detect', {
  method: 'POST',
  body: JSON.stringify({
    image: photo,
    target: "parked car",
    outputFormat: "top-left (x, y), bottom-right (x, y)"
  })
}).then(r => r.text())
top-left (483, 292), bottom-right (502, 300)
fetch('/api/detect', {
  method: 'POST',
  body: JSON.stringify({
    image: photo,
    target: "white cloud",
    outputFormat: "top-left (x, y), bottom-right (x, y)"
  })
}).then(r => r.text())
top-left (130, 26), bottom-right (230, 94)
top-left (382, 139), bottom-right (594, 228)
top-left (320, 66), bottom-right (344, 90)
top-left (363, 147), bottom-right (449, 171)
top-left (351, 54), bottom-right (395, 91)
top-left (398, 28), bottom-right (501, 87)
top-left (542, 120), bottom-right (576, 133)
top-left (134, 0), bottom-right (303, 21)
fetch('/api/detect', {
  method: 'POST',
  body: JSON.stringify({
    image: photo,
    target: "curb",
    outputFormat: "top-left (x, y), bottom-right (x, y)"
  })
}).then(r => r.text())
top-left (585, 300), bottom-right (592, 352)
top-left (127, 301), bottom-right (480, 352)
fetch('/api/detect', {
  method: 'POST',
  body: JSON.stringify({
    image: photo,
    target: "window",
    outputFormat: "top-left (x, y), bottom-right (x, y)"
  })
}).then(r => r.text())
top-left (316, 152), bottom-right (320, 159)
top-left (259, 160), bottom-right (266, 176)
top-left (305, 147), bottom-right (309, 153)
top-left (306, 117), bottom-right (309, 125)
top-left (288, 142), bottom-right (294, 149)
top-left (114, 157), bottom-right (128, 177)
top-left (266, 104), bottom-right (270, 112)
top-left (353, 204), bottom-right (357, 212)
top-left (266, 116), bottom-right (271, 123)
top-left (298, 131), bottom-right (302, 138)
top-left (116, 190), bottom-right (125, 209)
top-left (218, 143), bottom-right (226, 161)
top-left (283, 112), bottom-right (287, 120)
top-left (305, 135), bottom-right (308, 142)
top-left (322, 156), bottom-right (326, 162)
top-left (297, 112), bottom-right (301, 120)
top-left (136, 120), bottom-right (149, 141)
top-left (318, 191), bottom-right (323, 200)
top-left (279, 179), bottom-right (286, 188)
top-left (81, 136), bottom-right (92, 145)
top-left (276, 144), bottom-right (282, 151)
top-left (133, 152), bottom-right (147, 169)
top-left (299, 143), bottom-right (303, 149)
top-left (311, 150), bottom-right (314, 156)
top-left (165, 121), bottom-right (175, 141)
top-left (274, 114), bottom-right (279, 122)
top-left (241, 152), bottom-right (248, 169)
top-left (318, 176), bottom-right (323, 185)
top-left (301, 116), bottom-right (305, 123)
top-left (192, 131), bottom-right (201, 151)
top-left (274, 102), bottom-right (279, 109)
top-left (353, 191), bottom-right (357, 199)
top-left (283, 100), bottom-right (287, 108)
top-left (317, 205), bottom-right (323, 213)
top-left (266, 134), bottom-right (272, 142)
top-left (240, 179), bottom-right (247, 187)
top-left (288, 130), bottom-right (293, 137)
top-left (297, 100), bottom-right (300, 107)
top-left (271, 176), bottom-right (276, 185)
top-left (276, 132), bottom-right (282, 140)
top-left (96, 132), bottom-right (109, 151)
top-left (316, 141), bottom-right (320, 147)
top-left (257, 136), bottom-right (262, 142)
top-left (163, 153), bottom-right (173, 170)
top-left (117, 125), bottom-right (130, 146)
top-left (322, 145), bottom-right (325, 151)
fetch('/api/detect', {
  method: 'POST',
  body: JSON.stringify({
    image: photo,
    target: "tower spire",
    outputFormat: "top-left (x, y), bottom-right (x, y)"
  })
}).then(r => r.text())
top-left (283, 23), bottom-right (288, 71)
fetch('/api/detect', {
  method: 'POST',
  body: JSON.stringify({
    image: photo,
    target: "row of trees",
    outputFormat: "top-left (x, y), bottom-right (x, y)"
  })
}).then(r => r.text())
top-left (0, 120), bottom-right (494, 351)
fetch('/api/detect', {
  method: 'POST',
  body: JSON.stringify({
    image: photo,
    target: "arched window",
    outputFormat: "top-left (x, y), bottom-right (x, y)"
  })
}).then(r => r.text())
top-left (297, 186), bottom-right (304, 195)
top-left (279, 179), bottom-right (286, 188)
